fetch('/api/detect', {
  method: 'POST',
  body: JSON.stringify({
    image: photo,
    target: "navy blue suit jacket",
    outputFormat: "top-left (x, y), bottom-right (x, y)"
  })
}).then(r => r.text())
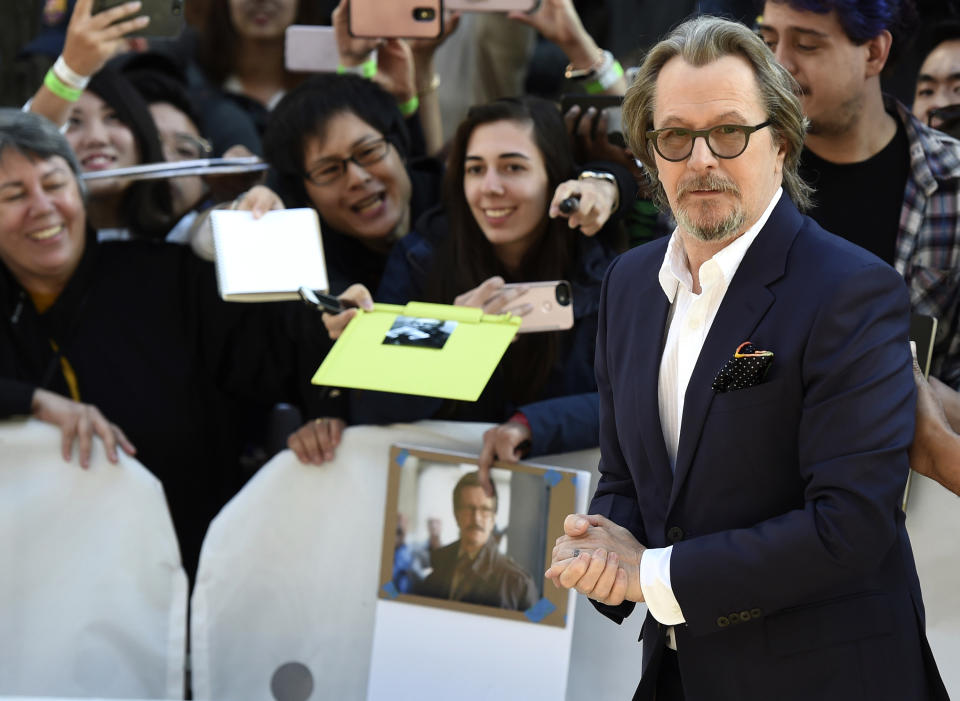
top-left (589, 195), bottom-right (947, 700)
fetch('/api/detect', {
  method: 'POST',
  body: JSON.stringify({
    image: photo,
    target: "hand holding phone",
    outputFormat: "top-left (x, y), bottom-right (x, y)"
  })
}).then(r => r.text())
top-left (348, 0), bottom-right (443, 39)
top-left (59, 0), bottom-right (149, 78)
top-left (453, 277), bottom-right (573, 332)
top-left (501, 281), bottom-right (574, 333)
top-left (91, 0), bottom-right (185, 38)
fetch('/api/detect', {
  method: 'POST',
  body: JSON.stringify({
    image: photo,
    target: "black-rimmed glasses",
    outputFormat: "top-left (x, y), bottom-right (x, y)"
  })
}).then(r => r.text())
top-left (646, 121), bottom-right (771, 162)
top-left (305, 138), bottom-right (391, 186)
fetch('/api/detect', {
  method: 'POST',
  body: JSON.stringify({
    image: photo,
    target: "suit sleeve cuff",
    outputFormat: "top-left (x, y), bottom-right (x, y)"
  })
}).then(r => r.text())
top-left (639, 545), bottom-right (685, 625)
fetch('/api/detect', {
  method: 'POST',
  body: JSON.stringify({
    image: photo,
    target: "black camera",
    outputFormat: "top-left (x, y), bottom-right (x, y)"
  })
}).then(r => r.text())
top-left (555, 282), bottom-right (572, 306)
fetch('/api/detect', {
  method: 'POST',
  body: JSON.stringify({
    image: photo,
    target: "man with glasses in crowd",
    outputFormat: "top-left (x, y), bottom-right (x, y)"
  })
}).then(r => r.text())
top-left (415, 471), bottom-right (537, 612)
top-left (546, 15), bottom-right (947, 701)
top-left (757, 0), bottom-right (960, 390)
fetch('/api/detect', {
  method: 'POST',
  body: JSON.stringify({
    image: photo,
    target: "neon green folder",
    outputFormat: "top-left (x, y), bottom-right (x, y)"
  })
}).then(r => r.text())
top-left (310, 302), bottom-right (522, 401)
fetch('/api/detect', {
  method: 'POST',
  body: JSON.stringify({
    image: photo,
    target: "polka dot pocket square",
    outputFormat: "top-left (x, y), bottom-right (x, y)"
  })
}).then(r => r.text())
top-left (711, 341), bottom-right (774, 393)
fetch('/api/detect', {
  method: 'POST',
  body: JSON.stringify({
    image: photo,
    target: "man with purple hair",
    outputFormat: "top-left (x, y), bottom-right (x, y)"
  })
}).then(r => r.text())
top-left (758, 0), bottom-right (960, 391)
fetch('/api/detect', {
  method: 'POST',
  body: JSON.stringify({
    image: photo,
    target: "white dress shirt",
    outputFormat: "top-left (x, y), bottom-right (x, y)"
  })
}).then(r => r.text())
top-left (640, 188), bottom-right (783, 645)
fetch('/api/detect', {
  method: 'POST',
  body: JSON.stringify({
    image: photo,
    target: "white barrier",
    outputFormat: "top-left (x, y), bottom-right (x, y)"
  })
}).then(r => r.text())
top-left (189, 421), bottom-right (646, 701)
top-left (0, 420), bottom-right (188, 699)
top-left (3, 415), bottom-right (953, 701)
top-left (905, 472), bottom-right (960, 694)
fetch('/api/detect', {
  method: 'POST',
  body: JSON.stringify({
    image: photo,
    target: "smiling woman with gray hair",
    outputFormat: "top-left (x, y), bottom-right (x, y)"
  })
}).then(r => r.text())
top-left (0, 108), bottom-right (333, 580)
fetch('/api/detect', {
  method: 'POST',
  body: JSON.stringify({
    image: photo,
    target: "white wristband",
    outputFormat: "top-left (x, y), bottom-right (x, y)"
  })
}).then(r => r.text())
top-left (53, 56), bottom-right (90, 91)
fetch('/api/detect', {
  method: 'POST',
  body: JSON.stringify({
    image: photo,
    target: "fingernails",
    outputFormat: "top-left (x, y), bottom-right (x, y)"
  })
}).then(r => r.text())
top-left (594, 549), bottom-right (607, 561)
top-left (574, 516), bottom-right (587, 528)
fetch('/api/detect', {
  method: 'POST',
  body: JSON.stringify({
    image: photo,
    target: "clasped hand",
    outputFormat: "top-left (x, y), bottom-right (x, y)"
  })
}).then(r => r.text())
top-left (545, 513), bottom-right (646, 606)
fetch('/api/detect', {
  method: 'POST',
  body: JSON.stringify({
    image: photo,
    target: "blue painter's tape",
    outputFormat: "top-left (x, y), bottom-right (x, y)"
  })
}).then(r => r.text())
top-left (382, 581), bottom-right (399, 599)
top-left (543, 469), bottom-right (563, 488)
top-left (394, 449), bottom-right (410, 466)
top-left (524, 597), bottom-right (557, 623)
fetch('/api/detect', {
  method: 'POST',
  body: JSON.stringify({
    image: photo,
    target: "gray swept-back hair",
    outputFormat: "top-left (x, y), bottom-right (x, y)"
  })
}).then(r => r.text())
top-left (0, 109), bottom-right (88, 201)
top-left (623, 15), bottom-right (813, 212)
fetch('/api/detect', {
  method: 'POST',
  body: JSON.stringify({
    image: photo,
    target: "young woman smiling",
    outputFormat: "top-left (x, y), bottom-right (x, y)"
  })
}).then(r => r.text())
top-left (307, 97), bottom-right (634, 476)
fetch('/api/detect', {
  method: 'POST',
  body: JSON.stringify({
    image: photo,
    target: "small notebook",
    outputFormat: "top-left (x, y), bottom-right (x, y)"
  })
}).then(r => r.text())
top-left (211, 208), bottom-right (328, 302)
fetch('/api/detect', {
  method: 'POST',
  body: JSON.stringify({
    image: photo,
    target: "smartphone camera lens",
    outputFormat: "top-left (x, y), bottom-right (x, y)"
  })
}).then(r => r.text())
top-left (413, 7), bottom-right (436, 21)
top-left (555, 282), bottom-right (572, 306)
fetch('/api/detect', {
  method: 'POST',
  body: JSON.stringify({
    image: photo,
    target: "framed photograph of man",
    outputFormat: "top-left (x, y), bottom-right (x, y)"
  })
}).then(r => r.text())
top-left (377, 444), bottom-right (577, 627)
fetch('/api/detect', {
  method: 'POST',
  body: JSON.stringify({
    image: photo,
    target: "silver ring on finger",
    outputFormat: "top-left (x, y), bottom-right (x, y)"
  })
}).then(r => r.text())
top-left (573, 549), bottom-right (580, 558)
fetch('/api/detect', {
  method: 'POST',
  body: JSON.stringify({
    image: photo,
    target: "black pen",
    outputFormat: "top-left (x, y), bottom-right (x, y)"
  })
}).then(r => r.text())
top-left (298, 286), bottom-right (357, 314)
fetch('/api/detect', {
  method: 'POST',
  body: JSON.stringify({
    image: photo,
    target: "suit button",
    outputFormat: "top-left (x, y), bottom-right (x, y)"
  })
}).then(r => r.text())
top-left (750, 608), bottom-right (762, 619)
top-left (728, 612), bottom-right (740, 624)
top-left (666, 526), bottom-right (684, 543)
top-left (717, 616), bottom-right (729, 628)
top-left (739, 610), bottom-right (751, 621)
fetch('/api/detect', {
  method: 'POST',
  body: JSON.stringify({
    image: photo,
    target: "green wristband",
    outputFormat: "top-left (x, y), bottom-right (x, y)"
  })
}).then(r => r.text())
top-left (44, 68), bottom-right (83, 102)
top-left (397, 95), bottom-right (419, 117)
top-left (584, 60), bottom-right (625, 95)
top-left (336, 56), bottom-right (378, 80)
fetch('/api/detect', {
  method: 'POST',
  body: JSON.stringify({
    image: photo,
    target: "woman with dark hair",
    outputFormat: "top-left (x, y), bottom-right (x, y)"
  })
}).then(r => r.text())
top-left (264, 73), bottom-right (435, 296)
top-left (64, 63), bottom-right (175, 240)
top-left (305, 96), bottom-right (631, 473)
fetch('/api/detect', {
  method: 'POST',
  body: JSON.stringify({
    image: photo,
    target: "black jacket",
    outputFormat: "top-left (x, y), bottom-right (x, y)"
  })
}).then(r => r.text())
top-left (0, 232), bottom-right (336, 577)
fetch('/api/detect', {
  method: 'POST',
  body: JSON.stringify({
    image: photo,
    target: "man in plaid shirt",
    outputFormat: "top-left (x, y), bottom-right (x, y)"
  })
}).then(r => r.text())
top-left (758, 0), bottom-right (960, 389)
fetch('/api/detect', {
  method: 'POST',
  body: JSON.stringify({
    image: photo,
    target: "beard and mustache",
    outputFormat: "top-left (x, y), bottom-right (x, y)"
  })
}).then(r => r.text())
top-left (673, 172), bottom-right (745, 243)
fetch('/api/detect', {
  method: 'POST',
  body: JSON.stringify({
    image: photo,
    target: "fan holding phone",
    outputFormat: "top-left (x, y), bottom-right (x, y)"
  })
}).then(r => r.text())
top-left (333, 97), bottom-right (634, 480)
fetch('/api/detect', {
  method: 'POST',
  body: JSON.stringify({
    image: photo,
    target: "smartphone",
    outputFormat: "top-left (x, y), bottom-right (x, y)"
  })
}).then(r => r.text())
top-left (285, 25), bottom-right (341, 73)
top-left (444, 0), bottom-right (541, 12)
top-left (560, 93), bottom-right (626, 148)
top-left (348, 0), bottom-right (442, 39)
top-left (502, 281), bottom-right (574, 333)
top-left (92, 0), bottom-right (185, 37)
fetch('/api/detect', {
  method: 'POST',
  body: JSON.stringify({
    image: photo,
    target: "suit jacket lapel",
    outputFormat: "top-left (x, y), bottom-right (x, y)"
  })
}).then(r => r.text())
top-left (668, 196), bottom-right (803, 511)
top-left (632, 242), bottom-right (675, 490)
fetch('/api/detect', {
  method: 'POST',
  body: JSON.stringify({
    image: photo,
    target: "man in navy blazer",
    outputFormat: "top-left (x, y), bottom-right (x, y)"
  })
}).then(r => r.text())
top-left (546, 16), bottom-right (947, 701)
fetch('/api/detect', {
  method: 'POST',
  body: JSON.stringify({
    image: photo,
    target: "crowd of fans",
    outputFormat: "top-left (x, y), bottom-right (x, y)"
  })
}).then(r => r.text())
top-left (2, 0), bottom-right (960, 580)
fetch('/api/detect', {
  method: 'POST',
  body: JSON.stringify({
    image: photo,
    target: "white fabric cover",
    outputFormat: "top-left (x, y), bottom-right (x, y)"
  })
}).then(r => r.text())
top-left (0, 419), bottom-right (188, 699)
top-left (905, 472), bottom-right (960, 697)
top-left (190, 421), bottom-right (496, 701)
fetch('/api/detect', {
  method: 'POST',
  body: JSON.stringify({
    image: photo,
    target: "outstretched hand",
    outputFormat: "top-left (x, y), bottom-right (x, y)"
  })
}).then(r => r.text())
top-left (476, 420), bottom-right (531, 495)
top-left (549, 175), bottom-right (618, 236)
top-left (322, 283), bottom-right (374, 340)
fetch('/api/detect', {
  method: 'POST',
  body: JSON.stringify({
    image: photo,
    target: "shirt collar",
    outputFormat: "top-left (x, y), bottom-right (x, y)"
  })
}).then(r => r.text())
top-left (658, 187), bottom-right (783, 302)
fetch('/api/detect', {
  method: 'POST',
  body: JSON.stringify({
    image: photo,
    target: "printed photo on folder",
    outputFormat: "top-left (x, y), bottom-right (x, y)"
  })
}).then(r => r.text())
top-left (310, 302), bottom-right (521, 401)
top-left (211, 208), bottom-right (328, 302)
